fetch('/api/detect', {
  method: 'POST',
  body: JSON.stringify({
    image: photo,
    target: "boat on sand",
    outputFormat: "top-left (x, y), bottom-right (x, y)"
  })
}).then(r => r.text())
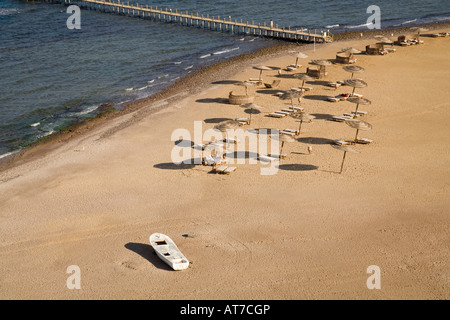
top-left (149, 233), bottom-right (189, 271)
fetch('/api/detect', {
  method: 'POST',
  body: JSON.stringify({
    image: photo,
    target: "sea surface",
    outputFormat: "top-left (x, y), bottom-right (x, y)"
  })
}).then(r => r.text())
top-left (1, 0), bottom-right (449, 157)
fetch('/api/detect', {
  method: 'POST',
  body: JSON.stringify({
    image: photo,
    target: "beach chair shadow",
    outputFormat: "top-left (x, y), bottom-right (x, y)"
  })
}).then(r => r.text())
top-left (195, 98), bottom-right (229, 104)
top-left (153, 162), bottom-right (197, 170)
top-left (303, 95), bottom-right (332, 101)
top-left (124, 242), bottom-right (173, 271)
top-left (297, 137), bottom-right (335, 145)
top-left (203, 117), bottom-right (233, 124)
top-left (277, 164), bottom-right (318, 171)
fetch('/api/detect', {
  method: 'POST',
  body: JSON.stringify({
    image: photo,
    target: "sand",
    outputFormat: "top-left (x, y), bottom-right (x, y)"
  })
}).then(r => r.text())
top-left (0, 28), bottom-right (449, 300)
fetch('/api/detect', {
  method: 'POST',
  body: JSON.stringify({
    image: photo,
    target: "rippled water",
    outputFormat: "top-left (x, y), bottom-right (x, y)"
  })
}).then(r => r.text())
top-left (0, 0), bottom-right (449, 156)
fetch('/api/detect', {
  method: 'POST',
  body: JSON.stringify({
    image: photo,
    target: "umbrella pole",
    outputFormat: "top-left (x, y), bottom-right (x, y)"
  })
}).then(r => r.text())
top-left (259, 70), bottom-right (263, 82)
top-left (351, 87), bottom-right (356, 96)
top-left (353, 103), bottom-right (360, 119)
top-left (249, 108), bottom-right (253, 124)
top-left (280, 141), bottom-right (285, 155)
top-left (340, 151), bottom-right (347, 174)
top-left (295, 57), bottom-right (299, 66)
top-left (354, 129), bottom-right (360, 143)
top-left (298, 120), bottom-right (303, 133)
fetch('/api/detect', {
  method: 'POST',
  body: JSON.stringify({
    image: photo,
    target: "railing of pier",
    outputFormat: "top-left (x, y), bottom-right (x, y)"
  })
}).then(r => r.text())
top-left (60, 0), bottom-right (333, 43)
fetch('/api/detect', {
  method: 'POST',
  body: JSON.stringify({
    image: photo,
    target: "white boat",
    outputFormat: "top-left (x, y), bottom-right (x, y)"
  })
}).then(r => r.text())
top-left (149, 233), bottom-right (189, 271)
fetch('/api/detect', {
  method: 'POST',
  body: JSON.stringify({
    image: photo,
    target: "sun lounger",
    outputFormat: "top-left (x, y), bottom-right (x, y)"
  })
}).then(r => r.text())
top-left (289, 64), bottom-right (302, 68)
top-left (283, 128), bottom-right (300, 135)
top-left (350, 93), bottom-right (363, 98)
top-left (385, 48), bottom-right (396, 53)
top-left (333, 139), bottom-right (349, 146)
top-left (286, 66), bottom-right (296, 71)
top-left (275, 91), bottom-right (286, 97)
top-left (351, 110), bottom-right (367, 116)
top-left (298, 86), bottom-right (312, 91)
top-left (280, 130), bottom-right (296, 136)
top-left (281, 108), bottom-right (294, 113)
top-left (331, 115), bottom-right (352, 122)
top-left (328, 82), bottom-right (341, 89)
top-left (224, 137), bottom-right (240, 144)
top-left (343, 112), bottom-right (357, 118)
top-left (275, 111), bottom-right (290, 115)
top-left (327, 97), bottom-right (340, 102)
top-left (292, 106), bottom-right (304, 112)
top-left (264, 80), bottom-right (281, 88)
top-left (356, 138), bottom-right (373, 144)
top-left (259, 155), bottom-right (278, 162)
top-left (268, 112), bottom-right (285, 118)
top-left (235, 117), bottom-right (250, 125)
top-left (269, 153), bottom-right (287, 159)
top-left (214, 165), bottom-right (228, 173)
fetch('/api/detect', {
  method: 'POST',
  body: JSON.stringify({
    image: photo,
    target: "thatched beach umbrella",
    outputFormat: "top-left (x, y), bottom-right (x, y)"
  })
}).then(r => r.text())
top-left (289, 51), bottom-right (308, 67)
top-left (342, 65), bottom-right (365, 78)
top-left (240, 103), bottom-right (263, 124)
top-left (331, 144), bottom-right (359, 174)
top-left (281, 90), bottom-right (303, 106)
top-left (344, 78), bottom-right (368, 96)
top-left (347, 96), bottom-right (371, 118)
top-left (294, 73), bottom-right (315, 88)
top-left (345, 118), bottom-right (372, 142)
top-left (236, 81), bottom-right (256, 95)
top-left (340, 47), bottom-right (362, 54)
top-left (311, 59), bottom-right (333, 75)
top-left (273, 133), bottom-right (296, 155)
top-left (214, 120), bottom-right (241, 148)
top-left (253, 65), bottom-right (272, 82)
top-left (290, 112), bottom-right (315, 134)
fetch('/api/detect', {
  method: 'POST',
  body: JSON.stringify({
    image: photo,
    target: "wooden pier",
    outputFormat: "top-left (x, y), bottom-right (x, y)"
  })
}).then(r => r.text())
top-left (61, 0), bottom-right (332, 43)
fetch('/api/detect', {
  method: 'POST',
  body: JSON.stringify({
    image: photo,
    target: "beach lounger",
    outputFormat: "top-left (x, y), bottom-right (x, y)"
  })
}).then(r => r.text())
top-left (235, 117), bottom-right (250, 125)
top-left (331, 115), bottom-right (352, 122)
top-left (275, 91), bottom-right (286, 97)
top-left (356, 138), bottom-right (373, 144)
top-left (286, 66), bottom-right (296, 71)
top-left (269, 153), bottom-right (287, 159)
top-left (298, 86), bottom-right (312, 91)
top-left (289, 64), bottom-right (302, 68)
top-left (283, 128), bottom-right (300, 135)
top-left (264, 80), bottom-right (281, 88)
top-left (268, 112), bottom-right (285, 118)
top-left (328, 82), bottom-right (341, 89)
top-left (327, 97), bottom-right (341, 103)
top-left (292, 106), bottom-right (304, 112)
top-left (214, 165), bottom-right (228, 173)
top-left (259, 155), bottom-right (278, 163)
top-left (350, 93), bottom-right (363, 98)
top-left (280, 130), bottom-right (295, 136)
top-left (281, 108), bottom-right (294, 113)
top-left (385, 48), bottom-right (396, 53)
top-left (351, 110), bottom-right (367, 116)
top-left (333, 139), bottom-right (349, 146)
top-left (275, 111), bottom-right (290, 115)
top-left (343, 112), bottom-right (357, 118)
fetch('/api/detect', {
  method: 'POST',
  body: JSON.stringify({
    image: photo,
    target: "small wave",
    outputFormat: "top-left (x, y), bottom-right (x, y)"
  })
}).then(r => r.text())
top-left (30, 122), bottom-right (41, 127)
top-left (147, 79), bottom-right (155, 84)
top-left (0, 150), bottom-right (20, 160)
top-left (72, 105), bottom-right (99, 116)
top-left (325, 24), bottom-right (339, 29)
top-left (158, 74), bottom-right (170, 79)
top-left (184, 65), bottom-right (194, 70)
top-left (213, 47), bottom-right (240, 55)
top-left (0, 8), bottom-right (20, 16)
top-left (394, 19), bottom-right (418, 26)
top-left (200, 54), bottom-right (212, 59)
top-left (125, 88), bottom-right (134, 91)
top-left (173, 61), bottom-right (182, 65)
top-left (345, 22), bottom-right (372, 29)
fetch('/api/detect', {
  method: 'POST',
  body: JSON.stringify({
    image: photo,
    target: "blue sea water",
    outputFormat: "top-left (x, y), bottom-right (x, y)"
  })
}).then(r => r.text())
top-left (0, 0), bottom-right (449, 157)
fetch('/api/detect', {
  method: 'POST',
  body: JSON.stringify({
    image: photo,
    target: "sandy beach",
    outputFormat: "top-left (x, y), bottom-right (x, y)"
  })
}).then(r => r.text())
top-left (0, 26), bottom-right (449, 300)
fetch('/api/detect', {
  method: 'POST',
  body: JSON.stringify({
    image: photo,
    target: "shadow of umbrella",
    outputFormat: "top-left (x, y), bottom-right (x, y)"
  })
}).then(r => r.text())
top-left (241, 103), bottom-right (263, 124)
top-left (277, 163), bottom-right (318, 171)
top-left (154, 162), bottom-right (197, 170)
top-left (331, 144), bottom-right (359, 174)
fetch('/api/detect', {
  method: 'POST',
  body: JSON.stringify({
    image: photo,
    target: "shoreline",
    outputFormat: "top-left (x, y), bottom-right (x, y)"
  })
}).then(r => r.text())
top-left (1, 20), bottom-right (449, 173)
